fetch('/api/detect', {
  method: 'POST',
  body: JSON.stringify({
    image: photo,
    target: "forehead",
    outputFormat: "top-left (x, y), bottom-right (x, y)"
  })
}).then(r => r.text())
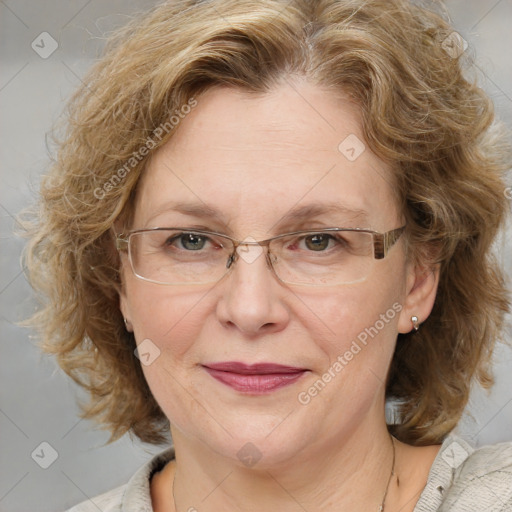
top-left (134, 82), bottom-right (400, 233)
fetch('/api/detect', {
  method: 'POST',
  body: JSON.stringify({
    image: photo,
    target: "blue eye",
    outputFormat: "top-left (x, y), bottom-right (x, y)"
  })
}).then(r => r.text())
top-left (178, 233), bottom-right (207, 250)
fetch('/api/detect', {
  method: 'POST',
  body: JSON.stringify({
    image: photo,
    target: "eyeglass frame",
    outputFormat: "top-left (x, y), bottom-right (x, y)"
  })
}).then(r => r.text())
top-left (115, 225), bottom-right (406, 285)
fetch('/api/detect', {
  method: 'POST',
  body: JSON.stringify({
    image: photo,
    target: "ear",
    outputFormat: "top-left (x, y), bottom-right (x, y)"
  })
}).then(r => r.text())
top-left (111, 223), bottom-right (133, 331)
top-left (119, 291), bottom-right (134, 332)
top-left (118, 258), bottom-right (134, 332)
top-left (398, 261), bottom-right (440, 334)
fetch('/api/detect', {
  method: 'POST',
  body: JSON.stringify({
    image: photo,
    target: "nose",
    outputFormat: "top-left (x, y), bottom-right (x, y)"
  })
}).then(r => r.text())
top-left (215, 244), bottom-right (290, 336)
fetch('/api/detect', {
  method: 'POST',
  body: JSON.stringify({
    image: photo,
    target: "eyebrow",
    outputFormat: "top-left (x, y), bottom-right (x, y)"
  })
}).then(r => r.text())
top-left (275, 203), bottom-right (369, 228)
top-left (146, 201), bottom-right (227, 225)
top-left (147, 200), bottom-right (369, 230)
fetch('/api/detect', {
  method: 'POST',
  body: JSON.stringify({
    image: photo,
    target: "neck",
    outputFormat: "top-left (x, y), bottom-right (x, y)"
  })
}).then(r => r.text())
top-left (170, 421), bottom-right (396, 512)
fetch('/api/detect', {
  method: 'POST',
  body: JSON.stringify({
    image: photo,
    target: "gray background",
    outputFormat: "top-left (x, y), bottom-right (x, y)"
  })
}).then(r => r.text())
top-left (1, 1), bottom-right (511, 511)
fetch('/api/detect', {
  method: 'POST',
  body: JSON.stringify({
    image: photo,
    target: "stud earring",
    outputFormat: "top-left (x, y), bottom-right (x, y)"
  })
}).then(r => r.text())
top-left (411, 315), bottom-right (420, 332)
top-left (124, 318), bottom-right (132, 331)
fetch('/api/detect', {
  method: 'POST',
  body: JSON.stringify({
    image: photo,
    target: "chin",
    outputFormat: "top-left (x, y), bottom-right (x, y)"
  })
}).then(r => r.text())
top-left (170, 403), bottom-right (315, 469)
top-left (223, 432), bottom-right (313, 471)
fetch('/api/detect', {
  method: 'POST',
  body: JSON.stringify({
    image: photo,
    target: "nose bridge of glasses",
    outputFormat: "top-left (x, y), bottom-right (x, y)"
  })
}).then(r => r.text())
top-left (226, 237), bottom-right (275, 271)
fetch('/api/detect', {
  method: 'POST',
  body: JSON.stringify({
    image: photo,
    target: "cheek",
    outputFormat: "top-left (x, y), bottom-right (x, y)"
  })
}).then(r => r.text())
top-left (125, 282), bottom-right (217, 431)
top-left (296, 267), bottom-right (408, 419)
top-left (126, 279), bottom-right (211, 359)
top-left (296, 284), bottom-right (404, 417)
top-left (302, 275), bottom-right (404, 354)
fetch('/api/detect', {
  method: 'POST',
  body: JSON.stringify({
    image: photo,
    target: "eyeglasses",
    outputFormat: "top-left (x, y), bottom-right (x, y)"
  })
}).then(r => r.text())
top-left (116, 226), bottom-right (405, 286)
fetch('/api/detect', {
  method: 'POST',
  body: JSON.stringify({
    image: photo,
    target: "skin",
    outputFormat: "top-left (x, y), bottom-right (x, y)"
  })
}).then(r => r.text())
top-left (120, 80), bottom-right (441, 512)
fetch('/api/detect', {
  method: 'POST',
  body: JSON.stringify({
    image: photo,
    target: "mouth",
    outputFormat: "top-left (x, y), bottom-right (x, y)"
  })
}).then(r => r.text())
top-left (202, 362), bottom-right (308, 394)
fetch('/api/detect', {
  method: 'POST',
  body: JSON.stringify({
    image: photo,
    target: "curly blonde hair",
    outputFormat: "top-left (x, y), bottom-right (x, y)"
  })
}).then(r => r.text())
top-left (23, 0), bottom-right (510, 445)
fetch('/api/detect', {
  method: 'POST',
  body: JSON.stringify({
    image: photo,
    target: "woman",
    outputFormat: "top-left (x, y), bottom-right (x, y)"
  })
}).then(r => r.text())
top-left (24, 0), bottom-right (512, 510)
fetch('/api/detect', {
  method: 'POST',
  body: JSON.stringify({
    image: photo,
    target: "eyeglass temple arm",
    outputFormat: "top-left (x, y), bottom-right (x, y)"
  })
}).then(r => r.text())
top-left (116, 236), bottom-right (129, 252)
top-left (373, 226), bottom-right (405, 259)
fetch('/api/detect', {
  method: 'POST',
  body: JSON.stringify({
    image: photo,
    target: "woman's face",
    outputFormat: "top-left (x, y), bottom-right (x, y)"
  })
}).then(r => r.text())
top-left (120, 82), bottom-right (419, 467)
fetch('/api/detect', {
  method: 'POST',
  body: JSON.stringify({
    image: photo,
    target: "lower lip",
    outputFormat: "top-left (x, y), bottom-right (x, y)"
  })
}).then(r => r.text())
top-left (204, 368), bottom-right (306, 394)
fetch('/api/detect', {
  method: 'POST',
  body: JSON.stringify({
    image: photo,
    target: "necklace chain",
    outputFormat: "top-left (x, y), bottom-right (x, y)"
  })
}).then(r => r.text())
top-left (379, 435), bottom-right (396, 512)
top-left (172, 435), bottom-right (397, 512)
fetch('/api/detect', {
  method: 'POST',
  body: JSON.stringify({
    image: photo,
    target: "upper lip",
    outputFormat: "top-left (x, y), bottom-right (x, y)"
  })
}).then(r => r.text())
top-left (203, 362), bottom-right (307, 374)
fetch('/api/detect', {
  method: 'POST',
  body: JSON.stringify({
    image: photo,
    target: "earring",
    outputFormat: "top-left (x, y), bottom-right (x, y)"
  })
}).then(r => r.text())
top-left (124, 318), bottom-right (132, 331)
top-left (411, 315), bottom-right (420, 332)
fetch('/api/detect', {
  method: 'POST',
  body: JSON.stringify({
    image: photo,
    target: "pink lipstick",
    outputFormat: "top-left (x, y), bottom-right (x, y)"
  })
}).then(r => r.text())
top-left (203, 362), bottom-right (307, 394)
